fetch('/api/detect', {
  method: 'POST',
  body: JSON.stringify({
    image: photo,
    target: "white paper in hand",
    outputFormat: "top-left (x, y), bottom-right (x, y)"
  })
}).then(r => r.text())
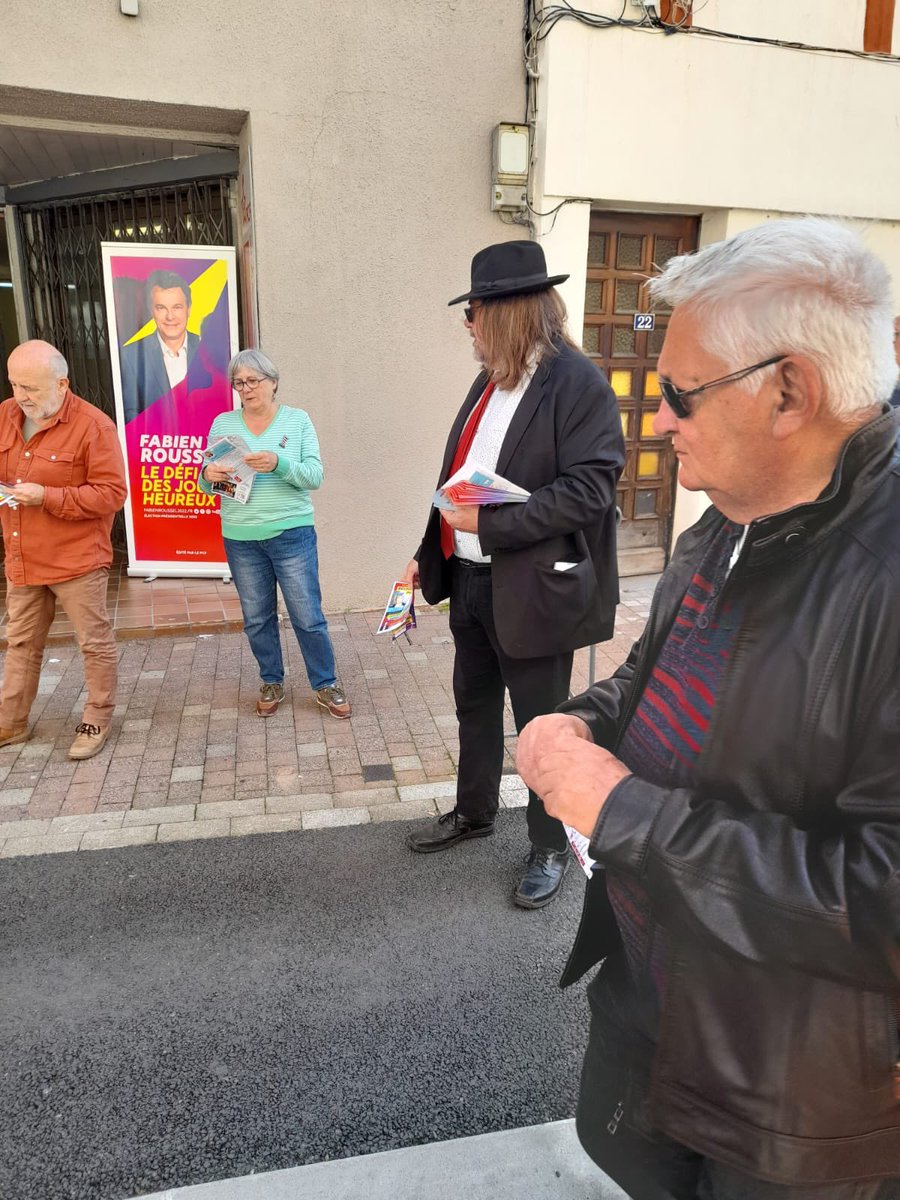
top-left (565, 823), bottom-right (598, 877)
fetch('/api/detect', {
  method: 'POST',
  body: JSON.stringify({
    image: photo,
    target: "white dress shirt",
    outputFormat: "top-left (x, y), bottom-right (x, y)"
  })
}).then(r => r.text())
top-left (157, 331), bottom-right (189, 389)
top-left (454, 366), bottom-right (536, 563)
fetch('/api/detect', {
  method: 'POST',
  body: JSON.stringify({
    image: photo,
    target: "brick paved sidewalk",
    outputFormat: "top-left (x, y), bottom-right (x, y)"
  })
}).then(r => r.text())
top-left (0, 576), bottom-right (657, 859)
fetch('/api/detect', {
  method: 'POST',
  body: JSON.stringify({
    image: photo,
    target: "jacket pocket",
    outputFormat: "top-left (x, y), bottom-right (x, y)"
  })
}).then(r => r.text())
top-left (861, 990), bottom-right (900, 1092)
top-left (0, 429), bottom-right (18, 483)
top-left (657, 946), bottom-right (896, 1137)
top-left (30, 446), bottom-right (74, 486)
top-left (532, 556), bottom-right (596, 619)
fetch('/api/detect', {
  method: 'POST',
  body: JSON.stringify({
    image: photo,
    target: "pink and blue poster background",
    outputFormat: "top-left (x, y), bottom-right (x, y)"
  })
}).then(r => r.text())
top-left (101, 243), bottom-right (239, 577)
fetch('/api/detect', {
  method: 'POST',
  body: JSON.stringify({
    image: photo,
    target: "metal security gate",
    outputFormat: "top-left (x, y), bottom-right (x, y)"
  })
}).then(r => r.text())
top-left (15, 178), bottom-right (235, 423)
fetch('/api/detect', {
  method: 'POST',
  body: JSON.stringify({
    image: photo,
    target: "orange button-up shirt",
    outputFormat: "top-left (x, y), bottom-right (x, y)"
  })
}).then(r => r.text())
top-left (0, 389), bottom-right (127, 586)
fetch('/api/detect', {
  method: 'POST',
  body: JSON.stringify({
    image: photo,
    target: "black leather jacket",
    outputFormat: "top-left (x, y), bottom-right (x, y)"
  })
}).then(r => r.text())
top-left (559, 408), bottom-right (900, 1184)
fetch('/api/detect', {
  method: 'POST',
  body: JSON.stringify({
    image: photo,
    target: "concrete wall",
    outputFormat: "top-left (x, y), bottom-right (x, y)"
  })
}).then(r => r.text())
top-left (0, 0), bottom-right (525, 609)
top-left (531, 0), bottom-right (900, 544)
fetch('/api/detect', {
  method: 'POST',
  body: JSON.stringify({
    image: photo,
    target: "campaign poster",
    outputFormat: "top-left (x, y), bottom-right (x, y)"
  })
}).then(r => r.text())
top-left (101, 244), bottom-right (239, 577)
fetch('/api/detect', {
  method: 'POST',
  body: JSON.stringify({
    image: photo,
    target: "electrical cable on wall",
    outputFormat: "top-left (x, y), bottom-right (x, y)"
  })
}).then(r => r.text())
top-left (520, 0), bottom-right (899, 238)
top-left (527, 1), bottom-right (900, 64)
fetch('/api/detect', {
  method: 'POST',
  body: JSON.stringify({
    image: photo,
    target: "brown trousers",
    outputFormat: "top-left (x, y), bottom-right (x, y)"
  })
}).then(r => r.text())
top-left (0, 568), bottom-right (117, 730)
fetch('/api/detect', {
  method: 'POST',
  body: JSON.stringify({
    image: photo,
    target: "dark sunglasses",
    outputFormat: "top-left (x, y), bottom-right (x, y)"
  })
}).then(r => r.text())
top-left (659, 354), bottom-right (787, 419)
top-left (464, 302), bottom-right (486, 323)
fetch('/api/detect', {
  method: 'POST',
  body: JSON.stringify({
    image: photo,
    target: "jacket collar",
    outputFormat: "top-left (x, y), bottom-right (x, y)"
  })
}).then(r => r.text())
top-left (0, 387), bottom-right (77, 436)
top-left (495, 343), bottom-right (562, 477)
top-left (742, 406), bottom-right (899, 569)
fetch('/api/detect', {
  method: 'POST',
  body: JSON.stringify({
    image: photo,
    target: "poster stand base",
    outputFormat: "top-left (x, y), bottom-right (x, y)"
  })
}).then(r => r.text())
top-left (125, 567), bottom-right (232, 580)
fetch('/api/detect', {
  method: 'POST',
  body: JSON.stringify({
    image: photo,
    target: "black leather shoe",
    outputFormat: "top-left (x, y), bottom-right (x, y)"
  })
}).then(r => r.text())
top-left (407, 809), bottom-right (495, 854)
top-left (514, 846), bottom-right (569, 909)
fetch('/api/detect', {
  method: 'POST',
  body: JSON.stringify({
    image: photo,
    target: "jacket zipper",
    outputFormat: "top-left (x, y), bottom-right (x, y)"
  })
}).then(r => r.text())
top-left (893, 997), bottom-right (900, 1101)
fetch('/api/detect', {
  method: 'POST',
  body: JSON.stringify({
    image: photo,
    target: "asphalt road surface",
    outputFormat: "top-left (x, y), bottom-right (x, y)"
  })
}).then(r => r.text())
top-left (0, 812), bottom-right (594, 1200)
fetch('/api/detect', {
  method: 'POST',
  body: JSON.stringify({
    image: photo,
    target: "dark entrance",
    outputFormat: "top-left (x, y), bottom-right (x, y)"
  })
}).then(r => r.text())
top-left (10, 178), bottom-right (236, 551)
top-left (15, 178), bottom-right (235, 423)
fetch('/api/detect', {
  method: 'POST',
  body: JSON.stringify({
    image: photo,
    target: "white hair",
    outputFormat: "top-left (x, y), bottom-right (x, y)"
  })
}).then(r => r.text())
top-left (648, 218), bottom-right (897, 418)
top-left (228, 348), bottom-right (279, 391)
top-left (49, 351), bottom-right (68, 380)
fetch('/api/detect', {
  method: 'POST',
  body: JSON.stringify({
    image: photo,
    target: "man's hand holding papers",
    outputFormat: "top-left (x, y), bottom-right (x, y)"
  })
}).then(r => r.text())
top-left (432, 461), bottom-right (530, 511)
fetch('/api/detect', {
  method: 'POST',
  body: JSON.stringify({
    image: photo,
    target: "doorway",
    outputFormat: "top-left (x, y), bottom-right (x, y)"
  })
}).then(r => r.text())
top-left (0, 214), bottom-right (20, 400)
top-left (581, 211), bottom-right (699, 575)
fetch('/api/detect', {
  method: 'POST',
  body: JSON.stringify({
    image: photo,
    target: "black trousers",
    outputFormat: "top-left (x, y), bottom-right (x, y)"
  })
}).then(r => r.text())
top-left (448, 560), bottom-right (572, 852)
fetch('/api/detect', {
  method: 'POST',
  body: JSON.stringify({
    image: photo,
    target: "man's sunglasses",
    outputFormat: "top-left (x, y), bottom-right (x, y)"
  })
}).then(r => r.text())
top-left (659, 354), bottom-right (786, 419)
top-left (464, 303), bottom-right (488, 323)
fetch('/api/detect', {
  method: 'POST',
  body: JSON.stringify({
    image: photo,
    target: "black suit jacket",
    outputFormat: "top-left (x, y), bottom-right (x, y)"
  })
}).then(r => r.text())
top-left (417, 340), bottom-right (625, 658)
top-left (120, 331), bottom-right (203, 423)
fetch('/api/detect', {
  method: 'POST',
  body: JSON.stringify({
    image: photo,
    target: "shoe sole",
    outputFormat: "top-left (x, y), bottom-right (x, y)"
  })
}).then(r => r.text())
top-left (0, 730), bottom-right (30, 749)
top-left (256, 703), bottom-right (282, 718)
top-left (316, 698), bottom-right (351, 720)
top-left (407, 826), bottom-right (494, 854)
top-left (513, 881), bottom-right (564, 909)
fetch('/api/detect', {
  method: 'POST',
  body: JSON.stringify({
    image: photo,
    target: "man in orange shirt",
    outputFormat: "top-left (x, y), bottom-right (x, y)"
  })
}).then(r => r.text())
top-left (0, 340), bottom-right (127, 759)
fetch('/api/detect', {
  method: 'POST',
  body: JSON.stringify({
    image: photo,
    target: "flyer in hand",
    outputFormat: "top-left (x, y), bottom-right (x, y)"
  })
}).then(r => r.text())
top-left (0, 484), bottom-right (18, 509)
top-left (203, 434), bottom-right (257, 505)
top-left (433, 461), bottom-right (530, 510)
top-left (377, 580), bottom-right (417, 643)
top-left (565, 823), bottom-right (599, 877)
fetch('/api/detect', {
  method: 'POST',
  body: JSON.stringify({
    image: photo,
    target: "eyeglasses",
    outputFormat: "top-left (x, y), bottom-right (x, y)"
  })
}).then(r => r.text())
top-left (464, 303), bottom-right (484, 323)
top-left (658, 355), bottom-right (787, 419)
top-left (231, 377), bottom-right (268, 391)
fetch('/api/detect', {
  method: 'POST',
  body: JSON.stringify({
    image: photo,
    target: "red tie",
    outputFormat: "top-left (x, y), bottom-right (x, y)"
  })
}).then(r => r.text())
top-left (440, 381), bottom-right (496, 559)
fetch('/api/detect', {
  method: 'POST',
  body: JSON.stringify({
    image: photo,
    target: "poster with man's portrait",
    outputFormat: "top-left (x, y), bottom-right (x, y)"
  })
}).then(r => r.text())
top-left (102, 243), bottom-right (239, 576)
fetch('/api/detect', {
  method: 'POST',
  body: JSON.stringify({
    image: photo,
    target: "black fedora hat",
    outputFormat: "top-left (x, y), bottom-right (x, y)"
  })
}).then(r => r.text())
top-left (448, 240), bottom-right (569, 306)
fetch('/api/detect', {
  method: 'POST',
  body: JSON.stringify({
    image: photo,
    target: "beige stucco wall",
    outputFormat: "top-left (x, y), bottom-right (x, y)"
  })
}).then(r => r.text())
top-left (539, 1), bottom-right (900, 220)
top-left (531, 0), bottom-right (900, 548)
top-left (1, 0), bottom-right (525, 609)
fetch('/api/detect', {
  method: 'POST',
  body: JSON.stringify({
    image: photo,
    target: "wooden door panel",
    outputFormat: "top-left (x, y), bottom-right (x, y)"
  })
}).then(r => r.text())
top-left (583, 211), bottom-right (699, 575)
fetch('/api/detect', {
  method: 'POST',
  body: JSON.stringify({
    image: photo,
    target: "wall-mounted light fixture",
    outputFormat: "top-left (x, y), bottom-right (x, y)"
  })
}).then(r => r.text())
top-left (491, 123), bottom-right (529, 213)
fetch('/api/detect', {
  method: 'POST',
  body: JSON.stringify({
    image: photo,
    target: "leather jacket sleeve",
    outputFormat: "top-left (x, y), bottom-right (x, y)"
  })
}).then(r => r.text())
top-left (588, 664), bottom-right (900, 991)
top-left (557, 638), bottom-right (641, 750)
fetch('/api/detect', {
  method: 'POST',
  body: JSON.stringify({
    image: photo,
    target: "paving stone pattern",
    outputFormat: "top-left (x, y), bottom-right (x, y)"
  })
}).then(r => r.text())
top-left (0, 577), bottom-right (657, 859)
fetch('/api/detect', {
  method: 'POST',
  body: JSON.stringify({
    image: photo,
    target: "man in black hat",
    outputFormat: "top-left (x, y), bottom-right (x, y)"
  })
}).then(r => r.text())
top-left (403, 240), bottom-right (625, 908)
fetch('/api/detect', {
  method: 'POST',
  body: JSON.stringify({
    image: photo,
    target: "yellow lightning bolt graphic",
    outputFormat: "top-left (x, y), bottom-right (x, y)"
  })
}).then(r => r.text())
top-left (123, 259), bottom-right (228, 346)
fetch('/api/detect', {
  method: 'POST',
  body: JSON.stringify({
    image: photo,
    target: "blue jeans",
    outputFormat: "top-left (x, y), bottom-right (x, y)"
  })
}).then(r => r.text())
top-left (224, 526), bottom-right (337, 692)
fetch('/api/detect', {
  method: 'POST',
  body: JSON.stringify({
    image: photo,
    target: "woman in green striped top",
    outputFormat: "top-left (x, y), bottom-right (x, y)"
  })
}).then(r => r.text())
top-left (199, 349), bottom-right (350, 720)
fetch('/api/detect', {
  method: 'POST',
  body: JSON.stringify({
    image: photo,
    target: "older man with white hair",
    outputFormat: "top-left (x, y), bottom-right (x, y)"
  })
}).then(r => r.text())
top-left (0, 340), bottom-right (126, 759)
top-left (518, 219), bottom-right (900, 1198)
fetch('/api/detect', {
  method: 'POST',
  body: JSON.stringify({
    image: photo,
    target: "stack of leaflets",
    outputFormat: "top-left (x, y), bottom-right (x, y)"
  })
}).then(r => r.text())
top-left (0, 485), bottom-right (18, 509)
top-left (433, 461), bottom-right (530, 510)
top-left (202, 435), bottom-right (257, 505)
top-left (377, 580), bottom-right (417, 643)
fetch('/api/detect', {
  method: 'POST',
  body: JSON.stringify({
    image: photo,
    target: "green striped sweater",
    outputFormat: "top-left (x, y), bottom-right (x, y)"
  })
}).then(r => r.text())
top-left (198, 404), bottom-right (323, 541)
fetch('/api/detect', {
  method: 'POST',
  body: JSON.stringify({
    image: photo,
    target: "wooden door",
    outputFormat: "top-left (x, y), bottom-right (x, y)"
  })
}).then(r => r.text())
top-left (582, 211), bottom-right (699, 575)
